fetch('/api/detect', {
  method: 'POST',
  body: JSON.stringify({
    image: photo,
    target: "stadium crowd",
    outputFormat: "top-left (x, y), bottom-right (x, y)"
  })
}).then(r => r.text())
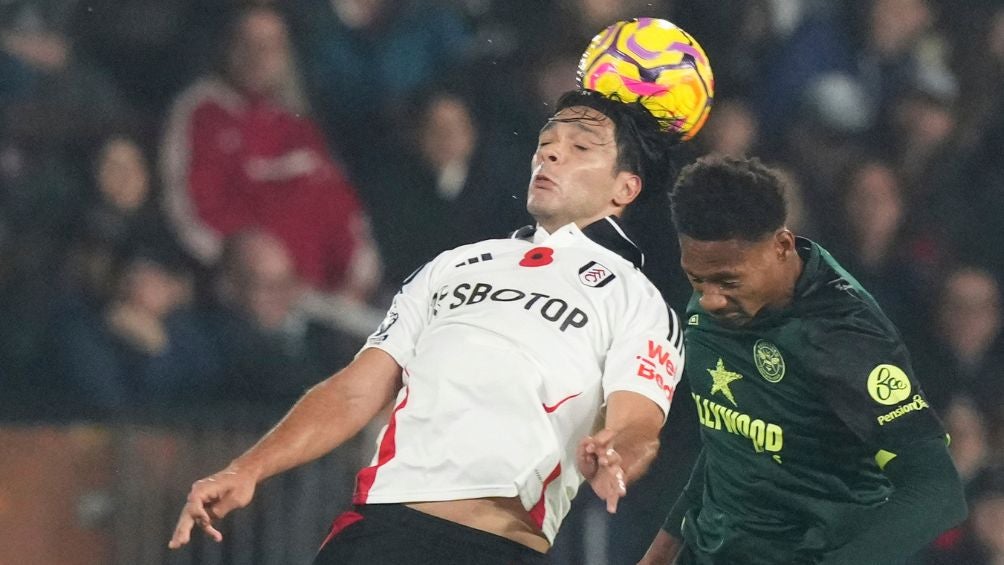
top-left (1, 0), bottom-right (1003, 563)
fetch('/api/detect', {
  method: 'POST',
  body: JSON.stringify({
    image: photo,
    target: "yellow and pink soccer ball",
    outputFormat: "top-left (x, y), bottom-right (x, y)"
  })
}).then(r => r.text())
top-left (577, 18), bottom-right (714, 141)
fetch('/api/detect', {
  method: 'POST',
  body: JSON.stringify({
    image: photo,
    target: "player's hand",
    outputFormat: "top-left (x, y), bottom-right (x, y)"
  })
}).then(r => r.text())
top-left (168, 467), bottom-right (257, 549)
top-left (576, 428), bottom-right (627, 513)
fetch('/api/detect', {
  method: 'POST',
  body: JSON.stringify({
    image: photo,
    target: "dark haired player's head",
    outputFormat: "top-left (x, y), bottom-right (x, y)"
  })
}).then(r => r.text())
top-left (527, 89), bottom-right (677, 233)
top-left (553, 89), bottom-right (678, 202)
top-left (670, 155), bottom-right (803, 327)
top-left (671, 154), bottom-right (787, 242)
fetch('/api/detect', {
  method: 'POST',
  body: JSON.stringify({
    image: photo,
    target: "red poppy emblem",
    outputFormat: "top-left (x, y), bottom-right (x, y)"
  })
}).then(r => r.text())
top-left (520, 247), bottom-right (554, 267)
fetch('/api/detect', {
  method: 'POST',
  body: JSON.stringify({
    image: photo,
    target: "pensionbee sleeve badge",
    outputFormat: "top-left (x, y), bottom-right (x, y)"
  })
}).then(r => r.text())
top-left (867, 364), bottom-right (912, 405)
top-left (753, 340), bottom-right (785, 383)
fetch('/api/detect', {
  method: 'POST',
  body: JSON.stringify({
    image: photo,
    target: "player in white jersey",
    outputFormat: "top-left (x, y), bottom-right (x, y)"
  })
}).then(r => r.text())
top-left (168, 89), bottom-right (685, 564)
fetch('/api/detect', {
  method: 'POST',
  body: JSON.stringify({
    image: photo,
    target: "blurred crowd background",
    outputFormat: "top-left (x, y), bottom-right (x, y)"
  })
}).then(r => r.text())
top-left (2, 0), bottom-right (1004, 563)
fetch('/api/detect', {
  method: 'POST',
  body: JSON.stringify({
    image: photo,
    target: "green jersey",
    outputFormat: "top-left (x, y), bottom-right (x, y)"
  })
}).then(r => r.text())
top-left (678, 238), bottom-right (945, 564)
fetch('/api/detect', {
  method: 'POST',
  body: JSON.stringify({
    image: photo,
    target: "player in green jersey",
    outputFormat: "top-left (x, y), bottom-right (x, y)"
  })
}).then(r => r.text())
top-left (639, 155), bottom-right (967, 564)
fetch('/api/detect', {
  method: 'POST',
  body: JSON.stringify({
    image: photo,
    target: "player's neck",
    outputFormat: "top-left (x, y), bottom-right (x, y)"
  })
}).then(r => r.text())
top-left (779, 250), bottom-right (805, 307)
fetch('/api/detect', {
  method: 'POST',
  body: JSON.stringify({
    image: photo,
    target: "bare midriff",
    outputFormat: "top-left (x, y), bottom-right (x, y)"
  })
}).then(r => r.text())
top-left (406, 497), bottom-right (550, 553)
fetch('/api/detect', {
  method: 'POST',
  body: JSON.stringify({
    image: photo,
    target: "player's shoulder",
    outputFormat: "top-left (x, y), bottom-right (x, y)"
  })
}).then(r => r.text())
top-left (787, 246), bottom-right (905, 364)
top-left (797, 243), bottom-right (897, 337)
top-left (414, 237), bottom-right (519, 276)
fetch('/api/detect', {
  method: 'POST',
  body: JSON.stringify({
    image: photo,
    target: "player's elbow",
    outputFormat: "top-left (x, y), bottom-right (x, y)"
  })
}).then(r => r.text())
top-left (941, 474), bottom-right (968, 530)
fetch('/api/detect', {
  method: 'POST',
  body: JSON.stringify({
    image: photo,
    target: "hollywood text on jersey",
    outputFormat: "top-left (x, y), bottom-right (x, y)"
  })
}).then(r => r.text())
top-left (692, 392), bottom-right (785, 456)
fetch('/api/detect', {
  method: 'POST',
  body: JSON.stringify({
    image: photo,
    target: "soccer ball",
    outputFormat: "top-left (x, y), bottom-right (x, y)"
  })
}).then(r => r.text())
top-left (577, 18), bottom-right (714, 141)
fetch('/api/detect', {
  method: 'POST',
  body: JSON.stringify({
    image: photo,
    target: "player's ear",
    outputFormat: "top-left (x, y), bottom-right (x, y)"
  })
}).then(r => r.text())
top-left (774, 228), bottom-right (796, 259)
top-left (614, 173), bottom-right (643, 206)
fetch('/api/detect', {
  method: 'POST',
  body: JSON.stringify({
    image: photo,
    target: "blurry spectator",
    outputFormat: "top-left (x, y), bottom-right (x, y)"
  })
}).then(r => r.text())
top-left (51, 250), bottom-right (219, 418)
top-left (827, 159), bottom-right (927, 333)
top-left (938, 8), bottom-right (1004, 282)
top-left (946, 397), bottom-right (995, 483)
top-left (0, 0), bottom-right (140, 383)
top-left (888, 64), bottom-right (958, 187)
top-left (697, 98), bottom-right (759, 158)
top-left (63, 136), bottom-right (187, 302)
top-left (1, 0), bottom-right (135, 150)
top-left (968, 468), bottom-right (1004, 563)
top-left (160, 6), bottom-right (381, 307)
top-left (915, 267), bottom-right (1004, 447)
top-left (757, 0), bottom-right (944, 144)
top-left (69, 0), bottom-right (232, 129)
top-left (289, 0), bottom-right (472, 173)
top-left (770, 71), bottom-right (871, 220)
top-left (364, 89), bottom-right (529, 285)
top-left (951, 6), bottom-right (1004, 156)
top-left (203, 230), bottom-right (358, 406)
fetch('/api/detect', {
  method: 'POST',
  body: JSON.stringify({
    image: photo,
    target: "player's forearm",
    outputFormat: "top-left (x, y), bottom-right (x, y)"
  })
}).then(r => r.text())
top-left (604, 391), bottom-right (665, 484)
top-left (819, 436), bottom-right (967, 564)
top-left (228, 349), bottom-right (402, 482)
top-left (609, 426), bottom-right (660, 484)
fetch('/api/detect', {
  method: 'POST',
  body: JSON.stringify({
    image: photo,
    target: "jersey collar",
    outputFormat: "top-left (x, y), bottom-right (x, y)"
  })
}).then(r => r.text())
top-left (509, 216), bottom-right (645, 269)
top-left (793, 236), bottom-right (823, 298)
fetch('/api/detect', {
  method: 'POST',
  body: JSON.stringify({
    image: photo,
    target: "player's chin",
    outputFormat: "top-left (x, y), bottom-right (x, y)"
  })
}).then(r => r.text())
top-left (526, 197), bottom-right (557, 218)
top-left (712, 312), bottom-right (750, 327)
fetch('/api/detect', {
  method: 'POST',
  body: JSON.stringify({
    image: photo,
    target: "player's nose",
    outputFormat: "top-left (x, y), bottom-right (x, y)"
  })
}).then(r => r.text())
top-left (538, 144), bottom-right (560, 163)
top-left (698, 291), bottom-right (729, 313)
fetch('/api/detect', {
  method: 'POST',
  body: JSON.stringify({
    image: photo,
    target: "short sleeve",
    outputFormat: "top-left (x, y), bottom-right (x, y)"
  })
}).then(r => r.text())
top-left (358, 258), bottom-right (440, 367)
top-left (808, 319), bottom-right (945, 449)
top-left (601, 282), bottom-right (684, 420)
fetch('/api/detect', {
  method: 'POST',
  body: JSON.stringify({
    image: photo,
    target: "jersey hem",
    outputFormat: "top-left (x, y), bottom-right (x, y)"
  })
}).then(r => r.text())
top-left (354, 485), bottom-right (521, 505)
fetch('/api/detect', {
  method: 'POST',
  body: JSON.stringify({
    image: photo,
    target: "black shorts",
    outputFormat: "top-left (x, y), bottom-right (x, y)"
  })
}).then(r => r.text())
top-left (314, 503), bottom-right (549, 565)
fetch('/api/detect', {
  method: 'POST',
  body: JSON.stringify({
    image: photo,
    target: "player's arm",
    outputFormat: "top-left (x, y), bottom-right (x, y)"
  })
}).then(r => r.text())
top-left (582, 290), bottom-right (683, 512)
top-left (809, 322), bottom-right (967, 563)
top-left (169, 348), bottom-right (402, 548)
top-left (578, 391), bottom-right (666, 512)
top-left (817, 436), bottom-right (966, 565)
top-left (638, 449), bottom-right (706, 565)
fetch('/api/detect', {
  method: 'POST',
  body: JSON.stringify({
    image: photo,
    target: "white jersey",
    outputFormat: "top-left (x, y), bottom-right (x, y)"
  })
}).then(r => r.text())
top-left (354, 217), bottom-right (684, 543)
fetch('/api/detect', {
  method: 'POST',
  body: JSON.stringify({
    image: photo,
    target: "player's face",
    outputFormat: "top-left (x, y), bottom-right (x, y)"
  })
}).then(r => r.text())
top-left (680, 231), bottom-right (798, 327)
top-left (527, 106), bottom-right (640, 232)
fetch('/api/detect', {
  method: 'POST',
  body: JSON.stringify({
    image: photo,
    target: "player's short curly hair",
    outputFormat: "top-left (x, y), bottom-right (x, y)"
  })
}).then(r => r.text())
top-left (553, 89), bottom-right (679, 202)
top-left (670, 155), bottom-right (788, 241)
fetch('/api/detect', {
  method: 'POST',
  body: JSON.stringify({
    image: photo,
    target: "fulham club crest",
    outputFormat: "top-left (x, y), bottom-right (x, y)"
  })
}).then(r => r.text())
top-left (578, 261), bottom-right (616, 288)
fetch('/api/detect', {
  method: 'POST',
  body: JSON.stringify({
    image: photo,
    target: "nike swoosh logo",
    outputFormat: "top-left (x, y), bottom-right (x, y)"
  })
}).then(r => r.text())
top-left (542, 392), bottom-right (582, 413)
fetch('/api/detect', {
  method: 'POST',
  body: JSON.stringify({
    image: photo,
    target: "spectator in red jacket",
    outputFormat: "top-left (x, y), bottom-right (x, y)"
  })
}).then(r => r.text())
top-left (159, 5), bottom-right (380, 305)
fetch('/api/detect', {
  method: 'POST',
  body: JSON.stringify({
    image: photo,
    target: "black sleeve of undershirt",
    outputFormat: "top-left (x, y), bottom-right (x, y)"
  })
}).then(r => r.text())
top-left (818, 436), bottom-right (968, 565)
top-left (661, 448), bottom-right (706, 537)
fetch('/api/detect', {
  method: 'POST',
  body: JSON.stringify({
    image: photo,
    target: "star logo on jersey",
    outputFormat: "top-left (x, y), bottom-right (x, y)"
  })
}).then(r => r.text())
top-left (753, 340), bottom-right (785, 383)
top-left (708, 358), bottom-right (742, 407)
